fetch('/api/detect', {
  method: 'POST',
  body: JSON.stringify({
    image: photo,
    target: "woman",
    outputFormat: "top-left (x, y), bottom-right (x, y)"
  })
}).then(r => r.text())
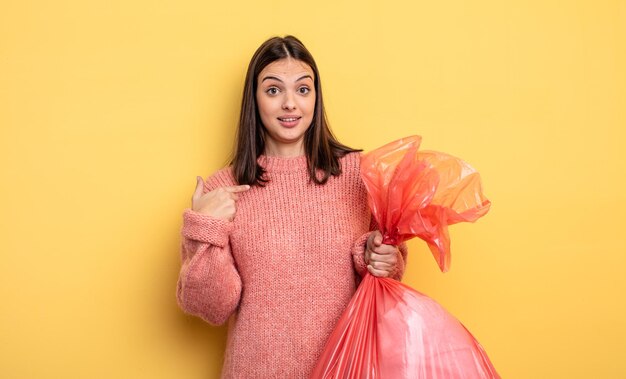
top-left (176, 35), bottom-right (408, 378)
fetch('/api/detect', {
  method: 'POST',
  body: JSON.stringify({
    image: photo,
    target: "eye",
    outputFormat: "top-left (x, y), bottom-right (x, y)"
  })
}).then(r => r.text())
top-left (266, 87), bottom-right (279, 95)
top-left (298, 86), bottom-right (311, 94)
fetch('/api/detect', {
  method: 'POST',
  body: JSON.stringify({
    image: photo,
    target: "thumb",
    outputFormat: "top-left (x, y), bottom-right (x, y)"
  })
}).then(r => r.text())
top-left (192, 176), bottom-right (204, 200)
top-left (374, 231), bottom-right (383, 246)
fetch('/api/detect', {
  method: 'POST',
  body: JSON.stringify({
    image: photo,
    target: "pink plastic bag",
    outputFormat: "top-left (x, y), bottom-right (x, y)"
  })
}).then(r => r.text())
top-left (310, 136), bottom-right (499, 378)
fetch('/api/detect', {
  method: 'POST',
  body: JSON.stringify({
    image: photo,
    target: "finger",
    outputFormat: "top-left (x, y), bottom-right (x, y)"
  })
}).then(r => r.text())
top-left (369, 251), bottom-right (398, 264)
top-left (369, 260), bottom-right (393, 270)
top-left (223, 185), bottom-right (251, 193)
top-left (367, 265), bottom-right (390, 278)
top-left (192, 176), bottom-right (204, 201)
top-left (375, 245), bottom-right (399, 256)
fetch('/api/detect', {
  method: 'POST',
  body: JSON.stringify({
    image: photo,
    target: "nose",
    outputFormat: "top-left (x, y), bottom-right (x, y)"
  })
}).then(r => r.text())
top-left (282, 92), bottom-right (296, 110)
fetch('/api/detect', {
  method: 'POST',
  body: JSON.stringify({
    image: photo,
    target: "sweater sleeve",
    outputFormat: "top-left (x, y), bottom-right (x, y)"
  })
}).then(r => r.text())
top-left (175, 173), bottom-right (242, 326)
top-left (351, 216), bottom-right (409, 282)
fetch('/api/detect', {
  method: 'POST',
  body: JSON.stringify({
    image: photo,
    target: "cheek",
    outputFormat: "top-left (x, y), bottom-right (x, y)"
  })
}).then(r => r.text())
top-left (256, 94), bottom-right (268, 115)
top-left (302, 95), bottom-right (316, 115)
top-left (257, 97), bottom-right (279, 124)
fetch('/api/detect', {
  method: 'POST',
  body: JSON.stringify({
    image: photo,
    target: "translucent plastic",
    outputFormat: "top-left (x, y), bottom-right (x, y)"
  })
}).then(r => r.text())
top-left (310, 136), bottom-right (499, 378)
top-left (359, 135), bottom-right (491, 272)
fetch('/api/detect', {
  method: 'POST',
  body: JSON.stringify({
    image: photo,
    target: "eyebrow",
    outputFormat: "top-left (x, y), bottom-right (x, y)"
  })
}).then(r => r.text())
top-left (261, 74), bottom-right (313, 83)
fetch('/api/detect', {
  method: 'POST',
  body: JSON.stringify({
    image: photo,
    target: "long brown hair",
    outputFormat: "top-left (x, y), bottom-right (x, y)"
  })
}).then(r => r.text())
top-left (230, 35), bottom-right (361, 186)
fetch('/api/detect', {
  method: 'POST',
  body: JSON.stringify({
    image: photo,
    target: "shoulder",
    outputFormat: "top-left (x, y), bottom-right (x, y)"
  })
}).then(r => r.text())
top-left (338, 150), bottom-right (364, 175)
top-left (202, 166), bottom-right (237, 193)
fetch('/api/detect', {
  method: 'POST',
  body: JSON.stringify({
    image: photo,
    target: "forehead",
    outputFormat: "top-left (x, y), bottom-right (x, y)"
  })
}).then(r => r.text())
top-left (258, 58), bottom-right (314, 80)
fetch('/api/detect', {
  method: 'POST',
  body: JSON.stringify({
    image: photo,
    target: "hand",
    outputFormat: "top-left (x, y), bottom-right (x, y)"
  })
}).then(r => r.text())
top-left (365, 230), bottom-right (399, 278)
top-left (191, 176), bottom-right (250, 221)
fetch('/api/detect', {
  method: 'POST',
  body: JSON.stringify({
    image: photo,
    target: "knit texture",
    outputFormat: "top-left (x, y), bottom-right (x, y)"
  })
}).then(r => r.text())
top-left (176, 151), bottom-right (408, 379)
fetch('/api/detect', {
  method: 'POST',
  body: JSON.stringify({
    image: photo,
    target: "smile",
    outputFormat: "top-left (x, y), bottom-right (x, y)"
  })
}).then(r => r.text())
top-left (277, 117), bottom-right (301, 122)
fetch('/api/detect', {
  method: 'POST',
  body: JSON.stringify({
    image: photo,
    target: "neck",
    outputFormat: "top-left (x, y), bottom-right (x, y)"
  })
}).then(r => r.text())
top-left (263, 140), bottom-right (305, 157)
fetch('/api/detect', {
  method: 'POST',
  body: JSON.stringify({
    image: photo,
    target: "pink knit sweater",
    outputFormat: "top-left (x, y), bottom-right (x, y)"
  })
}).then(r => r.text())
top-left (176, 151), bottom-right (408, 378)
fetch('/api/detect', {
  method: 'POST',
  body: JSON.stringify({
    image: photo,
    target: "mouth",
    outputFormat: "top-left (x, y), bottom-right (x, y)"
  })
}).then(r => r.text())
top-left (277, 116), bottom-right (301, 122)
top-left (277, 116), bottom-right (302, 128)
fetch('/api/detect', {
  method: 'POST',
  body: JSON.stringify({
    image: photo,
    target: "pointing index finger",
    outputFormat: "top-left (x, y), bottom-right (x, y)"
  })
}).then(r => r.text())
top-left (223, 185), bottom-right (251, 193)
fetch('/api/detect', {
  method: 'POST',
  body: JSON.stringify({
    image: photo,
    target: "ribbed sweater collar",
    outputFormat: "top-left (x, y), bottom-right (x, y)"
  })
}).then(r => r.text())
top-left (257, 154), bottom-right (308, 173)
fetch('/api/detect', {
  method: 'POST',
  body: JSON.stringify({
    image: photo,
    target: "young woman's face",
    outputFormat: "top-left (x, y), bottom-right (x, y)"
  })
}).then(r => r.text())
top-left (256, 58), bottom-right (316, 156)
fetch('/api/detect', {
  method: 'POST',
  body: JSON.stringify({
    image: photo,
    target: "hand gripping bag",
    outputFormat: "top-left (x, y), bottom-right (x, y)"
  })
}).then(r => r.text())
top-left (310, 136), bottom-right (500, 379)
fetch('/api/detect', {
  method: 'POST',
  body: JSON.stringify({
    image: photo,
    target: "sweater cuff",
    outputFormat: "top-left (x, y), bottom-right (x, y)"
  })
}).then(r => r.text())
top-left (181, 208), bottom-right (234, 247)
top-left (352, 231), bottom-right (374, 278)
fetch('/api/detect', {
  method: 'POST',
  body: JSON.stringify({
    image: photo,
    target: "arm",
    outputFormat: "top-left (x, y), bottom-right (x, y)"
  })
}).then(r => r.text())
top-left (176, 208), bottom-right (242, 326)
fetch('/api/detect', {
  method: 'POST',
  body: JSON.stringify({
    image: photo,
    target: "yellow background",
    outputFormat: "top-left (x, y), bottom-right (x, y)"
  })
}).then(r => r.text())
top-left (1, 0), bottom-right (625, 377)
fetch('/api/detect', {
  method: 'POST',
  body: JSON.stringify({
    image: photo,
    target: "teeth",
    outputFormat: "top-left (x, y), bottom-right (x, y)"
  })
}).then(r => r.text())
top-left (280, 117), bottom-right (298, 122)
